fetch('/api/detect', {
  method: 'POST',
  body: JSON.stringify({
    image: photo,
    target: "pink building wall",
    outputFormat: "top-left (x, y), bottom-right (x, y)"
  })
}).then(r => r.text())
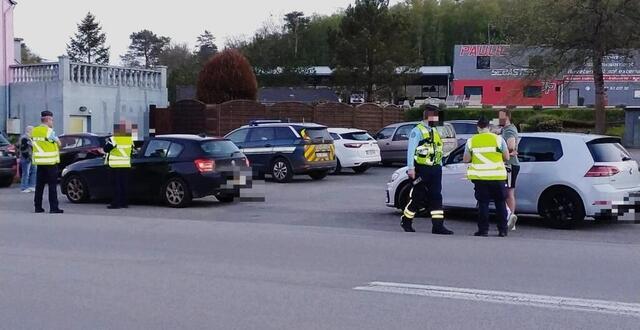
top-left (0, 0), bottom-right (16, 86)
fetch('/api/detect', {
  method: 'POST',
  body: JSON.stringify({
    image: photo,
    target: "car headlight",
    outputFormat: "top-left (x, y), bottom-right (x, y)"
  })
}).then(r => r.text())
top-left (390, 171), bottom-right (400, 183)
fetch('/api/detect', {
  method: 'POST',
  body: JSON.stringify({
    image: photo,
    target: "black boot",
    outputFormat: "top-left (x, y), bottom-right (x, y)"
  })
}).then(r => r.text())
top-left (401, 216), bottom-right (416, 232)
top-left (432, 220), bottom-right (454, 235)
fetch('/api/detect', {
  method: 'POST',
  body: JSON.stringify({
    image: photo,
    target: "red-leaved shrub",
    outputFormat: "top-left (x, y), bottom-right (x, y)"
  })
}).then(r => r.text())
top-left (196, 49), bottom-right (258, 104)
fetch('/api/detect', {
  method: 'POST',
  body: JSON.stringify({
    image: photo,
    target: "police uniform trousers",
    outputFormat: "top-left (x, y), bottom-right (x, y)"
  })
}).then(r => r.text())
top-left (473, 180), bottom-right (508, 234)
top-left (404, 165), bottom-right (444, 220)
top-left (110, 168), bottom-right (130, 208)
top-left (34, 165), bottom-right (59, 211)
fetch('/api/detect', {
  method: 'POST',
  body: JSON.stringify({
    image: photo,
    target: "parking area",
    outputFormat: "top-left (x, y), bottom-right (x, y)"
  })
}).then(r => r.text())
top-left (2, 165), bottom-right (639, 245)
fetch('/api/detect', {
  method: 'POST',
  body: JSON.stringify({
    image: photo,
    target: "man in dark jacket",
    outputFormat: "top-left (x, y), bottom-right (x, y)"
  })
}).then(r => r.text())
top-left (19, 126), bottom-right (37, 193)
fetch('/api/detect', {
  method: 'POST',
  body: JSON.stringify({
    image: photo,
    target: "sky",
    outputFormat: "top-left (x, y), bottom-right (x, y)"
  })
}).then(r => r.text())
top-left (14, 0), bottom-right (399, 64)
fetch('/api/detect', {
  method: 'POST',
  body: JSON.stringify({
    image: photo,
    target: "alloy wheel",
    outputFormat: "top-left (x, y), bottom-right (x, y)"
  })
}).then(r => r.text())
top-left (66, 177), bottom-right (84, 202)
top-left (166, 180), bottom-right (185, 205)
top-left (273, 161), bottom-right (288, 181)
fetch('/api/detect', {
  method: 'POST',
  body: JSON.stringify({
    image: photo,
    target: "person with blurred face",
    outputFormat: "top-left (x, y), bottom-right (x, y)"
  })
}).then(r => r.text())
top-left (401, 104), bottom-right (454, 235)
top-left (499, 109), bottom-right (520, 230)
top-left (32, 111), bottom-right (63, 214)
top-left (103, 121), bottom-right (133, 209)
top-left (19, 125), bottom-right (37, 193)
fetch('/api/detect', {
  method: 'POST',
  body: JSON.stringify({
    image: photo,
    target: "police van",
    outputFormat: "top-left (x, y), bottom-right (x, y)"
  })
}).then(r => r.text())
top-left (225, 121), bottom-right (337, 183)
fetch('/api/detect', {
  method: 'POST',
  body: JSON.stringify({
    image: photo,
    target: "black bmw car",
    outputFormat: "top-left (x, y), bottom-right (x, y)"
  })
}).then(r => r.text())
top-left (61, 135), bottom-right (251, 207)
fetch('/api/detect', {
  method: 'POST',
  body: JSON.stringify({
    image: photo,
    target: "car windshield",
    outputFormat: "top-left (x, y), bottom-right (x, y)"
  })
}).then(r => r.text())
top-left (340, 131), bottom-right (373, 141)
top-left (302, 128), bottom-right (332, 141)
top-left (451, 123), bottom-right (477, 135)
top-left (0, 134), bottom-right (9, 146)
top-left (587, 138), bottom-right (632, 162)
top-left (201, 140), bottom-right (241, 157)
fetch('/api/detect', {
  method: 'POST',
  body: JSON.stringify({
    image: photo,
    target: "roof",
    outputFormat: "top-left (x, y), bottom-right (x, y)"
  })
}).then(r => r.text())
top-left (328, 128), bottom-right (367, 134)
top-left (521, 132), bottom-right (614, 141)
top-left (240, 122), bottom-right (326, 129)
top-left (258, 87), bottom-right (339, 104)
top-left (60, 133), bottom-right (110, 138)
top-left (155, 134), bottom-right (225, 141)
top-left (396, 66), bottom-right (452, 75)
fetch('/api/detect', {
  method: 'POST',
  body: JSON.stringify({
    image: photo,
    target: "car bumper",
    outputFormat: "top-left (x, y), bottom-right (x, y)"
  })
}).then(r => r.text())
top-left (584, 185), bottom-right (640, 220)
top-left (0, 167), bottom-right (16, 178)
top-left (293, 160), bottom-right (337, 174)
top-left (188, 169), bottom-right (252, 199)
top-left (386, 181), bottom-right (399, 208)
top-left (339, 154), bottom-right (381, 168)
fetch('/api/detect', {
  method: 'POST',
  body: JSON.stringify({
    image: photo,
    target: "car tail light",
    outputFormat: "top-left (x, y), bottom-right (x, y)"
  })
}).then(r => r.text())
top-left (7, 145), bottom-right (16, 153)
top-left (585, 165), bottom-right (620, 177)
top-left (194, 159), bottom-right (215, 173)
top-left (344, 143), bottom-right (363, 148)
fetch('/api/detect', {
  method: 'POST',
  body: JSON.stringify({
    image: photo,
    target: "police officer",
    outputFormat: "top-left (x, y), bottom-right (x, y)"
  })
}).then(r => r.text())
top-left (32, 110), bottom-right (63, 214)
top-left (401, 105), bottom-right (454, 235)
top-left (463, 116), bottom-right (510, 237)
top-left (103, 121), bottom-right (133, 209)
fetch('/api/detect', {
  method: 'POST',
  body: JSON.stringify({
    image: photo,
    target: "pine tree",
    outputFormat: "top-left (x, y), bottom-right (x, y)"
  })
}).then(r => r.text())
top-left (195, 30), bottom-right (218, 63)
top-left (121, 30), bottom-right (170, 69)
top-left (66, 12), bottom-right (110, 64)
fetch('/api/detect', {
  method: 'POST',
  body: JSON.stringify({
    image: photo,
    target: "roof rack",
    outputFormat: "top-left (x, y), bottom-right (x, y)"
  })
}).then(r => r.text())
top-left (249, 119), bottom-right (285, 126)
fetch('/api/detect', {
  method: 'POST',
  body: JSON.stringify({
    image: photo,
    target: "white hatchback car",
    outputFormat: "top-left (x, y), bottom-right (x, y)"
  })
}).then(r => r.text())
top-left (385, 133), bottom-right (640, 228)
top-left (329, 128), bottom-right (381, 174)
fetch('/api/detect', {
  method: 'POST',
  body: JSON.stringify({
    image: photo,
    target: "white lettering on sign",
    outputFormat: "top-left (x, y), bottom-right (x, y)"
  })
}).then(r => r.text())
top-left (491, 68), bottom-right (534, 76)
top-left (542, 81), bottom-right (556, 95)
top-left (460, 45), bottom-right (509, 57)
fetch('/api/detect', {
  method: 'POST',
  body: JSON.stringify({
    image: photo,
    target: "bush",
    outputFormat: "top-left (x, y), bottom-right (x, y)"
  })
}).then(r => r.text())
top-left (533, 105), bottom-right (543, 111)
top-left (606, 125), bottom-right (625, 138)
top-left (196, 49), bottom-right (258, 104)
top-left (523, 114), bottom-right (563, 132)
top-left (438, 103), bottom-right (447, 110)
top-left (482, 104), bottom-right (493, 109)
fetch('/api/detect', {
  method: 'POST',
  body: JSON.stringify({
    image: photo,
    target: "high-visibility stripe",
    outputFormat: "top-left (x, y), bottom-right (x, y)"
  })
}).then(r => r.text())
top-left (431, 210), bottom-right (444, 215)
top-left (472, 147), bottom-right (498, 153)
top-left (33, 151), bottom-right (59, 157)
top-left (471, 163), bottom-right (501, 170)
top-left (432, 215), bottom-right (444, 219)
top-left (404, 208), bottom-right (416, 218)
top-left (467, 170), bottom-right (508, 177)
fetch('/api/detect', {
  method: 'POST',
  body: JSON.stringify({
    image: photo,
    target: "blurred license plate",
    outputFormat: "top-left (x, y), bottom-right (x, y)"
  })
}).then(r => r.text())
top-left (366, 150), bottom-right (376, 155)
top-left (316, 152), bottom-right (329, 158)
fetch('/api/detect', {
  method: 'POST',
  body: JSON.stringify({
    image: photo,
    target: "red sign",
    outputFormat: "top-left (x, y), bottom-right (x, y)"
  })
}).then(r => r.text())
top-left (459, 45), bottom-right (509, 57)
top-left (563, 75), bottom-right (640, 82)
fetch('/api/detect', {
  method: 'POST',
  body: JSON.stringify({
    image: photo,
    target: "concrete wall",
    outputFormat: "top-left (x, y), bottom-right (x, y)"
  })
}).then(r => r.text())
top-left (0, 0), bottom-right (16, 133)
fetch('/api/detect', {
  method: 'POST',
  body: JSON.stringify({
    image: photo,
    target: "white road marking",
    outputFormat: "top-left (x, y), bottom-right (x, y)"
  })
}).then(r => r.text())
top-left (354, 282), bottom-right (640, 318)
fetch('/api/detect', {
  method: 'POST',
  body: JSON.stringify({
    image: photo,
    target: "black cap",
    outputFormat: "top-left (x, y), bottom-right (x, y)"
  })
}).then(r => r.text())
top-left (41, 110), bottom-right (53, 117)
top-left (477, 115), bottom-right (490, 128)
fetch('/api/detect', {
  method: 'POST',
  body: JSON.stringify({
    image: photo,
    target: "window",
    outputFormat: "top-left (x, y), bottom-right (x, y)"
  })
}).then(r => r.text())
top-left (587, 138), bottom-right (631, 162)
top-left (340, 131), bottom-right (373, 141)
top-left (634, 90), bottom-right (640, 99)
top-left (451, 123), bottom-right (478, 135)
top-left (144, 140), bottom-right (171, 158)
top-left (60, 136), bottom-right (87, 150)
top-left (330, 133), bottom-right (341, 140)
top-left (518, 137), bottom-right (563, 162)
top-left (524, 86), bottom-right (542, 98)
top-left (275, 127), bottom-right (297, 140)
top-left (393, 124), bottom-right (416, 141)
top-left (436, 126), bottom-right (454, 139)
top-left (446, 146), bottom-right (466, 164)
top-left (529, 55), bottom-right (544, 69)
top-left (477, 56), bottom-right (491, 69)
top-left (495, 86), bottom-right (501, 92)
top-left (463, 86), bottom-right (483, 97)
top-left (167, 143), bottom-right (184, 158)
top-left (0, 134), bottom-right (9, 146)
top-left (248, 127), bottom-right (275, 142)
top-left (301, 128), bottom-right (332, 141)
top-left (375, 127), bottom-right (395, 140)
top-left (226, 129), bottom-right (249, 144)
top-left (201, 140), bottom-right (240, 157)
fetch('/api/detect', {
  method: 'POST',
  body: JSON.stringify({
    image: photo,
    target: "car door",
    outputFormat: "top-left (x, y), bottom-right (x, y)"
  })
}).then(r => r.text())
top-left (515, 137), bottom-right (563, 213)
top-left (132, 139), bottom-right (174, 199)
top-left (442, 146), bottom-right (476, 208)
top-left (389, 124), bottom-right (416, 163)
top-left (244, 127), bottom-right (276, 170)
top-left (375, 127), bottom-right (396, 163)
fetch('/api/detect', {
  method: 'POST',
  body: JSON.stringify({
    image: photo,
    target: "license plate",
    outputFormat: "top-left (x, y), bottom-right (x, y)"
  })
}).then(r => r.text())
top-left (366, 150), bottom-right (376, 155)
top-left (316, 152), bottom-right (329, 158)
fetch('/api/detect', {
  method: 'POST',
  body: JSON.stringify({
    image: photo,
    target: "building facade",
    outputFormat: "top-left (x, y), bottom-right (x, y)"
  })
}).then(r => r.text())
top-left (452, 44), bottom-right (640, 107)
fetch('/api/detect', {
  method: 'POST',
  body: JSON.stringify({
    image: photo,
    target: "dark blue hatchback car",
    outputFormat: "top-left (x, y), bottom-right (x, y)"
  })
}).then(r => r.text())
top-left (225, 121), bottom-right (337, 183)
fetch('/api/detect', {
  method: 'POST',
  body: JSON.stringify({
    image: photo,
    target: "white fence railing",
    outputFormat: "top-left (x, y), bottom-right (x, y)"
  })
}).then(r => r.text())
top-left (10, 63), bottom-right (59, 83)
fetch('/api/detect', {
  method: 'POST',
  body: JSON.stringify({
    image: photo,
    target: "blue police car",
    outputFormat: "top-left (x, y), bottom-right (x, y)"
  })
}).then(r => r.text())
top-left (225, 121), bottom-right (337, 183)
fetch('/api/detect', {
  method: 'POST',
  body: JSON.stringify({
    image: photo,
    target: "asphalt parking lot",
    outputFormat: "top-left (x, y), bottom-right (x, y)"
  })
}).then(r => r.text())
top-left (1, 165), bottom-right (639, 244)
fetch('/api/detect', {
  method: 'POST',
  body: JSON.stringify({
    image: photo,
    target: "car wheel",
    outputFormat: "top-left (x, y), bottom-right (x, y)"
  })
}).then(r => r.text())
top-left (162, 177), bottom-right (192, 208)
top-left (353, 164), bottom-right (369, 174)
top-left (309, 170), bottom-right (328, 181)
top-left (216, 193), bottom-right (235, 203)
top-left (271, 158), bottom-right (293, 183)
top-left (397, 182), bottom-right (411, 210)
top-left (539, 187), bottom-right (585, 229)
top-left (0, 176), bottom-right (13, 188)
top-left (332, 159), bottom-right (342, 174)
top-left (64, 174), bottom-right (89, 203)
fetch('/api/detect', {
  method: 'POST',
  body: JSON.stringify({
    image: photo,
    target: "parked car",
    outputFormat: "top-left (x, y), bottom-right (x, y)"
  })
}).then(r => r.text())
top-left (225, 121), bottom-right (337, 183)
top-left (59, 133), bottom-right (110, 174)
top-left (0, 132), bottom-right (16, 156)
top-left (385, 133), bottom-right (640, 228)
top-left (328, 128), bottom-right (381, 174)
top-left (447, 119), bottom-right (500, 146)
top-left (375, 121), bottom-right (458, 166)
top-left (61, 135), bottom-right (250, 208)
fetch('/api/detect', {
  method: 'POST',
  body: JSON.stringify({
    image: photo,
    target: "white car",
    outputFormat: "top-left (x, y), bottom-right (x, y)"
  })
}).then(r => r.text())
top-left (329, 128), bottom-right (381, 174)
top-left (385, 133), bottom-right (640, 228)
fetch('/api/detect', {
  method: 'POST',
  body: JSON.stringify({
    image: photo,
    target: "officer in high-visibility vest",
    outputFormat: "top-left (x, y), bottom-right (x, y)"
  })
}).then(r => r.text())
top-left (463, 116), bottom-right (510, 237)
top-left (103, 121), bottom-right (133, 209)
top-left (401, 105), bottom-right (454, 235)
top-left (32, 110), bottom-right (63, 214)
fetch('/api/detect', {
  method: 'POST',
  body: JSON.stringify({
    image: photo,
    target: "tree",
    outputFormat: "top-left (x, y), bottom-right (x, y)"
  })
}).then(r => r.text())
top-left (66, 12), bottom-right (110, 64)
top-left (196, 49), bottom-right (258, 104)
top-left (159, 43), bottom-right (200, 103)
top-left (329, 0), bottom-right (411, 102)
top-left (284, 11), bottom-right (310, 59)
top-left (21, 43), bottom-right (42, 64)
top-left (195, 30), bottom-right (218, 63)
top-left (121, 30), bottom-right (171, 68)
top-left (502, 0), bottom-right (640, 134)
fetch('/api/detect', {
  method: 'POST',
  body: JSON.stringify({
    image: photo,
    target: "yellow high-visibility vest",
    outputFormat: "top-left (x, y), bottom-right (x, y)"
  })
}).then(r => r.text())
top-left (414, 123), bottom-right (443, 166)
top-left (467, 132), bottom-right (507, 181)
top-left (31, 125), bottom-right (60, 165)
top-left (106, 135), bottom-right (133, 168)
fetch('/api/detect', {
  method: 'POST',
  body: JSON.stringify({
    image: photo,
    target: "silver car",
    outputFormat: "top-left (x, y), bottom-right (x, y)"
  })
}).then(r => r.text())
top-left (385, 133), bottom-right (640, 228)
top-left (375, 122), bottom-right (458, 166)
